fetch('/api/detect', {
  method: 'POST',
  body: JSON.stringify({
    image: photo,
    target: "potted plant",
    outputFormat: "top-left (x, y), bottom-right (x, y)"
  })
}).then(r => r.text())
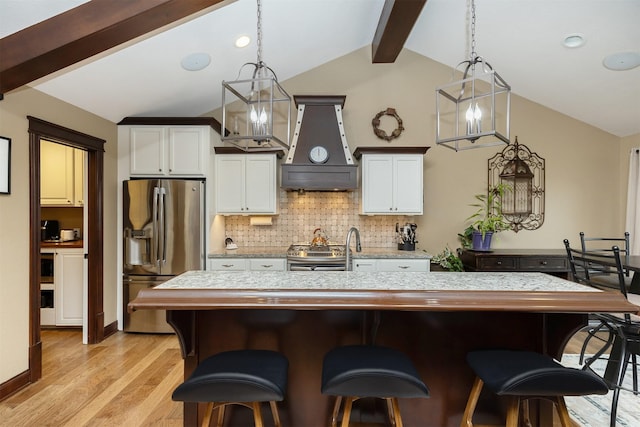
top-left (431, 246), bottom-right (464, 271)
top-left (465, 184), bottom-right (510, 251)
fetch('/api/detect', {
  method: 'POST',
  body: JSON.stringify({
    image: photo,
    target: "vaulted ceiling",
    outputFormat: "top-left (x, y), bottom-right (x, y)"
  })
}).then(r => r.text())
top-left (1, 0), bottom-right (639, 137)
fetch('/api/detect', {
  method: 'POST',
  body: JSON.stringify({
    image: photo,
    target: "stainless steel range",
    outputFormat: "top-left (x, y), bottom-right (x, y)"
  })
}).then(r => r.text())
top-left (286, 244), bottom-right (348, 271)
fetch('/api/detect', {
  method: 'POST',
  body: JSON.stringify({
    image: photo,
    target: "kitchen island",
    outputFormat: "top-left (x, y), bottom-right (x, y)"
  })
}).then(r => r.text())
top-left (129, 271), bottom-right (637, 427)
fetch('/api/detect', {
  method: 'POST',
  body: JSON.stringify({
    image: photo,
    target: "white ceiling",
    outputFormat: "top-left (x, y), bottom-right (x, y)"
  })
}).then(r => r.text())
top-left (1, 0), bottom-right (639, 137)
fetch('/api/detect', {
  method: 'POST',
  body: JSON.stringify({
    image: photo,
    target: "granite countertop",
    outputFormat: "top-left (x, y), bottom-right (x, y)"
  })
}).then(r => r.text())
top-left (208, 246), bottom-right (432, 259)
top-left (156, 270), bottom-right (594, 292)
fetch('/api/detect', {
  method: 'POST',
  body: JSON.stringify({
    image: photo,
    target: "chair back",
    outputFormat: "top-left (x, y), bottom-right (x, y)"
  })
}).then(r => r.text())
top-left (580, 232), bottom-right (630, 275)
top-left (564, 239), bottom-right (630, 322)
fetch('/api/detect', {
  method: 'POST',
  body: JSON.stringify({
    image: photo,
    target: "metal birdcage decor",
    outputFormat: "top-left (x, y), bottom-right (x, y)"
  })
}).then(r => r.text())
top-left (221, 0), bottom-right (291, 152)
top-left (488, 137), bottom-right (545, 232)
top-left (435, 0), bottom-right (511, 151)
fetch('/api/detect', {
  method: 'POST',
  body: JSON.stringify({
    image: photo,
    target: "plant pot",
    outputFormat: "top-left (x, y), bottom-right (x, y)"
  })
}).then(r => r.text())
top-left (472, 231), bottom-right (493, 252)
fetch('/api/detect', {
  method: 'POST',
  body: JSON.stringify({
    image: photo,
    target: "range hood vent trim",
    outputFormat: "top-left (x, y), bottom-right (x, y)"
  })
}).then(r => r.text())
top-left (281, 95), bottom-right (357, 191)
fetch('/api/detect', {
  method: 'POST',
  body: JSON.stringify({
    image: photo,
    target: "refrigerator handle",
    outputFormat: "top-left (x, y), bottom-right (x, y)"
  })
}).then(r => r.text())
top-left (152, 186), bottom-right (159, 266)
top-left (158, 186), bottom-right (167, 264)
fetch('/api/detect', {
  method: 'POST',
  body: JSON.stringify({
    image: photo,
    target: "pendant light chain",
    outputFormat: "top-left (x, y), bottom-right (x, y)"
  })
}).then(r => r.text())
top-left (256, 0), bottom-right (263, 67)
top-left (470, 0), bottom-right (477, 59)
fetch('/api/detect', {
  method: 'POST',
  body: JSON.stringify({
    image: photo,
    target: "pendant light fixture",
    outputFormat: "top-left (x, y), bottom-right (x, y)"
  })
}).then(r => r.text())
top-left (221, 0), bottom-right (291, 152)
top-left (435, 0), bottom-right (511, 151)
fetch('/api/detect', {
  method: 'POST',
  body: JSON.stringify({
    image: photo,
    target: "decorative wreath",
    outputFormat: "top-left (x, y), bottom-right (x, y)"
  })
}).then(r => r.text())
top-left (372, 108), bottom-right (404, 142)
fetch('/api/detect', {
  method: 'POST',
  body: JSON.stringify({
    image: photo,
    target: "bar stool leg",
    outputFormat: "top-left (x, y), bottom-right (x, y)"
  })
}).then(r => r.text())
top-left (214, 403), bottom-right (225, 427)
top-left (386, 398), bottom-right (396, 426)
top-left (330, 396), bottom-right (343, 427)
top-left (554, 396), bottom-right (573, 427)
top-left (460, 376), bottom-right (484, 427)
top-left (202, 402), bottom-right (214, 427)
top-left (521, 400), bottom-right (532, 427)
top-left (269, 401), bottom-right (282, 427)
top-left (341, 397), bottom-right (354, 427)
top-left (252, 401), bottom-right (264, 427)
top-left (390, 397), bottom-right (403, 427)
top-left (505, 396), bottom-right (520, 427)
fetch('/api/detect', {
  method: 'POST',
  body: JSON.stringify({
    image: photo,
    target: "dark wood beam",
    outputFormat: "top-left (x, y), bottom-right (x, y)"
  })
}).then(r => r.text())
top-left (0, 0), bottom-right (225, 96)
top-left (372, 0), bottom-right (428, 63)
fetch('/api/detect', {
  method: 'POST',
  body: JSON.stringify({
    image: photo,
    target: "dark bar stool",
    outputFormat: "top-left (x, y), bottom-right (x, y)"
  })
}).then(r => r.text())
top-left (321, 345), bottom-right (429, 427)
top-left (461, 349), bottom-right (609, 427)
top-left (172, 349), bottom-right (288, 427)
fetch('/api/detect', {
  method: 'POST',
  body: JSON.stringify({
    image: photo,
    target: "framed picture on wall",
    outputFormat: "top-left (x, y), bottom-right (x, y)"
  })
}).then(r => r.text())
top-left (0, 136), bottom-right (11, 194)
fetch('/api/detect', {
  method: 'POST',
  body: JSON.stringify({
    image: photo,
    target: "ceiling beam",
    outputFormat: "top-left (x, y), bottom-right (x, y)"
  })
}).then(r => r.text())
top-left (372, 0), bottom-right (427, 63)
top-left (0, 0), bottom-right (225, 96)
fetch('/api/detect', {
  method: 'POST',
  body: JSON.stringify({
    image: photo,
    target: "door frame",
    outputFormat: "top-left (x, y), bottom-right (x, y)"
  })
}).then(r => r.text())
top-left (28, 116), bottom-right (105, 381)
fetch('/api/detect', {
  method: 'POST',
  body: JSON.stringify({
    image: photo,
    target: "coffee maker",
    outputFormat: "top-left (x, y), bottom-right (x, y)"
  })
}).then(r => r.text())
top-left (41, 220), bottom-right (60, 241)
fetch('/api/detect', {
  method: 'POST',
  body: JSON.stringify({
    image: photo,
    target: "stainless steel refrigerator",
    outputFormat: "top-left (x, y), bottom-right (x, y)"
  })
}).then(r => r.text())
top-left (123, 178), bottom-right (205, 333)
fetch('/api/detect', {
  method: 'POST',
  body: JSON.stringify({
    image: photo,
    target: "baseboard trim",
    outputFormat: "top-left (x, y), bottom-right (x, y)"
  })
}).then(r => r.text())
top-left (103, 320), bottom-right (118, 339)
top-left (0, 369), bottom-right (30, 401)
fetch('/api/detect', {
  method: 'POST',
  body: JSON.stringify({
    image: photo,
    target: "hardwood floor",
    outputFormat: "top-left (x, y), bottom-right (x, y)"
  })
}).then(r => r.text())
top-left (0, 328), bottom-right (603, 427)
top-left (0, 330), bottom-right (183, 426)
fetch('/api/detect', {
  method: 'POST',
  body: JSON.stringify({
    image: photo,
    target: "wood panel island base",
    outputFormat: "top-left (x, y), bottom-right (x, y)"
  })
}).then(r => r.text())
top-left (128, 271), bottom-right (638, 427)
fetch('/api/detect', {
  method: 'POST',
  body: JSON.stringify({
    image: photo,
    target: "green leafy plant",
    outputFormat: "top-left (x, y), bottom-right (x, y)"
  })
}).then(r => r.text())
top-left (458, 225), bottom-right (474, 249)
top-left (466, 184), bottom-right (511, 237)
top-left (431, 246), bottom-right (464, 272)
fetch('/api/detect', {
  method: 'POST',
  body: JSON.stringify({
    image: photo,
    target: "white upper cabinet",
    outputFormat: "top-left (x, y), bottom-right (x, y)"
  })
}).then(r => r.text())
top-left (215, 153), bottom-right (278, 215)
top-left (129, 126), bottom-right (209, 177)
top-left (41, 141), bottom-right (84, 206)
top-left (360, 152), bottom-right (425, 215)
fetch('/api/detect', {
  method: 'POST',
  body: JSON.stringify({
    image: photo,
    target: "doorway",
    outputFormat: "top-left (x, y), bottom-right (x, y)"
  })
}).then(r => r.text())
top-left (28, 116), bottom-right (105, 382)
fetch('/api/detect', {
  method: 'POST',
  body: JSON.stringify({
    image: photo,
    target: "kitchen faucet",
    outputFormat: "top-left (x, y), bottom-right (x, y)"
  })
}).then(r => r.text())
top-left (345, 227), bottom-right (361, 271)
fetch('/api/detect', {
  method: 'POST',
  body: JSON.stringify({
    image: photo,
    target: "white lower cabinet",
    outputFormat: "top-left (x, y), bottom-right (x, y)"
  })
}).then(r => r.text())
top-left (54, 248), bottom-right (84, 326)
top-left (248, 258), bottom-right (286, 271)
top-left (209, 258), bottom-right (247, 271)
top-left (209, 258), bottom-right (286, 271)
top-left (353, 258), bottom-right (430, 272)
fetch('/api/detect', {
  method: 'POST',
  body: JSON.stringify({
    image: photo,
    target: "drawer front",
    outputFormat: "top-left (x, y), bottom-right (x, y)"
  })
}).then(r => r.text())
top-left (518, 257), bottom-right (568, 271)
top-left (353, 260), bottom-right (377, 272)
top-left (376, 259), bottom-right (430, 272)
top-left (249, 258), bottom-right (286, 271)
top-left (477, 257), bottom-right (517, 271)
top-left (209, 258), bottom-right (247, 271)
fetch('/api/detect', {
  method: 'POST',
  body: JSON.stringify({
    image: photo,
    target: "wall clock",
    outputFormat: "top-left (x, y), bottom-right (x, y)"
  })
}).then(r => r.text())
top-left (309, 145), bottom-right (329, 164)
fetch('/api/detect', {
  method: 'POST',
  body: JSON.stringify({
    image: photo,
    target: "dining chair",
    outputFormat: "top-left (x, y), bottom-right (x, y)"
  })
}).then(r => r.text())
top-left (579, 232), bottom-right (631, 280)
top-left (564, 239), bottom-right (640, 427)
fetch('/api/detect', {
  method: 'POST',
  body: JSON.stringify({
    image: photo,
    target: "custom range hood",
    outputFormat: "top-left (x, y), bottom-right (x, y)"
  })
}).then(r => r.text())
top-left (281, 95), bottom-right (357, 191)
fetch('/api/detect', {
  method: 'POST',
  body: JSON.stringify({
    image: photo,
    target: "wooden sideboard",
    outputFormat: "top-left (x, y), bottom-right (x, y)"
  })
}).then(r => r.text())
top-left (459, 249), bottom-right (570, 277)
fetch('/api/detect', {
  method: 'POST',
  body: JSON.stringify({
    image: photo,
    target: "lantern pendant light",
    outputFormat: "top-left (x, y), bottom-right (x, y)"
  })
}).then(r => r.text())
top-left (435, 0), bottom-right (511, 151)
top-left (221, 0), bottom-right (291, 152)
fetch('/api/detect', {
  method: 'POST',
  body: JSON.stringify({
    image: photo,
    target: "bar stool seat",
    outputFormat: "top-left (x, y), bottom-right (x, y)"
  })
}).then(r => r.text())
top-left (461, 349), bottom-right (609, 427)
top-left (321, 345), bottom-right (429, 427)
top-left (172, 349), bottom-right (288, 427)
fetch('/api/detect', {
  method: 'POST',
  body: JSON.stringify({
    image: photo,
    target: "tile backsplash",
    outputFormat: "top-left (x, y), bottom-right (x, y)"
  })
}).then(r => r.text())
top-left (223, 190), bottom-right (415, 248)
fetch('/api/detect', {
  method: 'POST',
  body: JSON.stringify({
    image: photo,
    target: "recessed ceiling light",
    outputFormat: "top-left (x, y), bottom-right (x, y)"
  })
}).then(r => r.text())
top-left (603, 52), bottom-right (640, 71)
top-left (563, 34), bottom-right (585, 48)
top-left (181, 53), bottom-right (211, 71)
top-left (235, 35), bottom-right (251, 48)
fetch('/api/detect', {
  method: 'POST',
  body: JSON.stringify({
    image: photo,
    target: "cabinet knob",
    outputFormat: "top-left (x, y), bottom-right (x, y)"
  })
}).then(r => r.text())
top-left (541, 261), bottom-right (548, 265)
top-left (389, 207), bottom-right (393, 211)
top-left (262, 264), bottom-right (273, 268)
top-left (399, 265), bottom-right (409, 269)
top-left (222, 264), bottom-right (234, 268)
top-left (497, 261), bottom-right (502, 265)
